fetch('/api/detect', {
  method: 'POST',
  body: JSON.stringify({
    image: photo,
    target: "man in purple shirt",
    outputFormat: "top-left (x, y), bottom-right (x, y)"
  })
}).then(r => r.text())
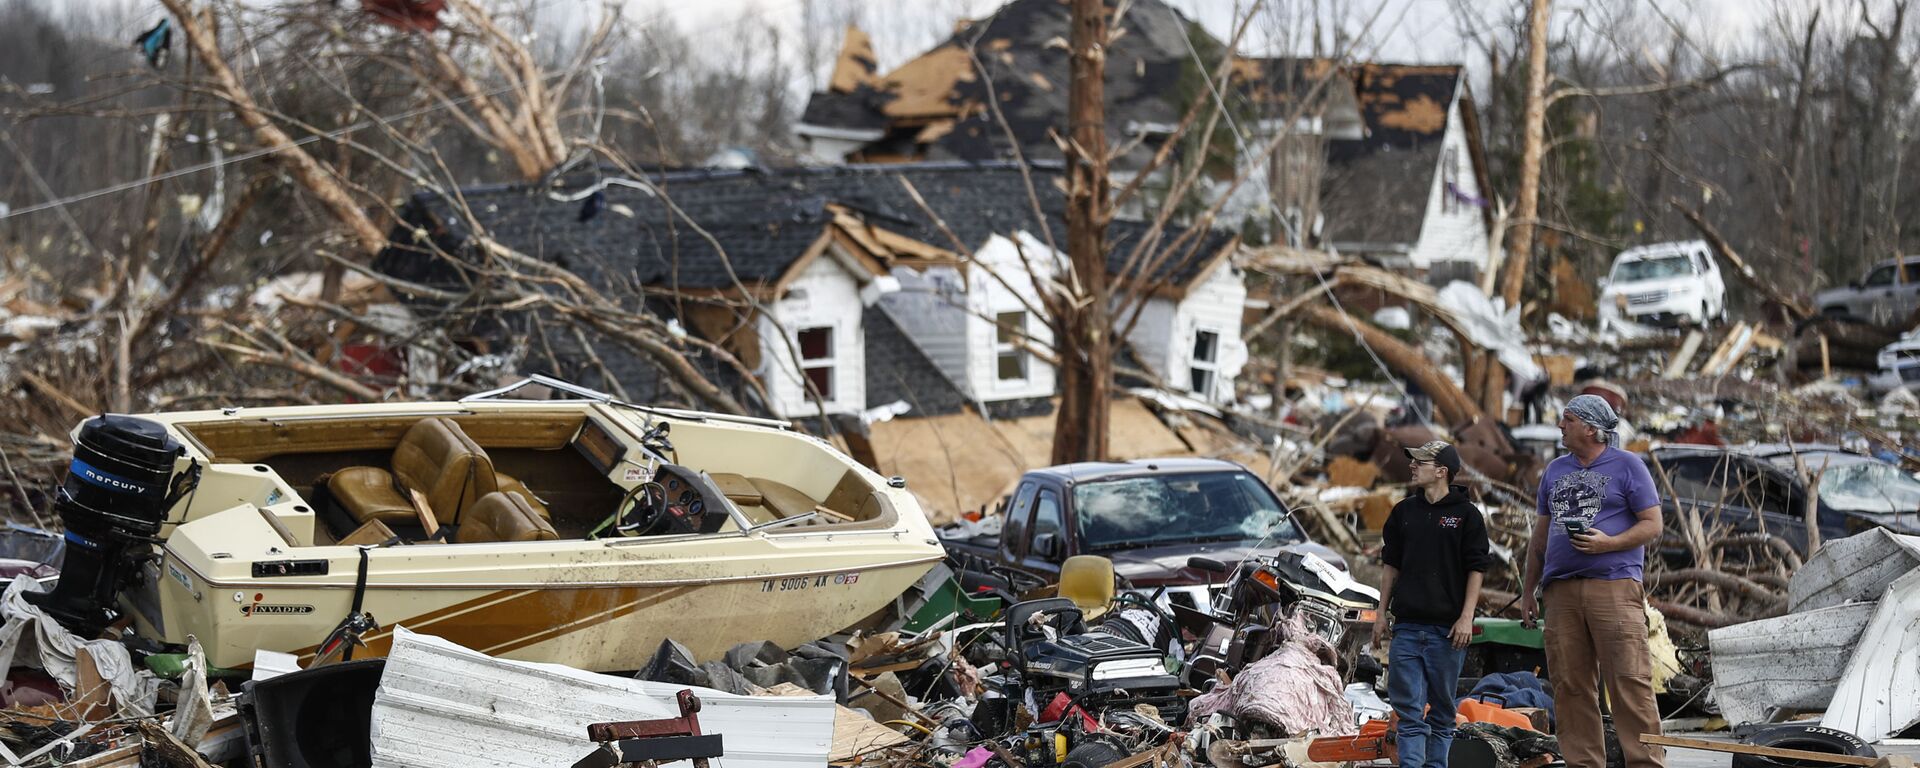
top-left (1520, 395), bottom-right (1665, 768)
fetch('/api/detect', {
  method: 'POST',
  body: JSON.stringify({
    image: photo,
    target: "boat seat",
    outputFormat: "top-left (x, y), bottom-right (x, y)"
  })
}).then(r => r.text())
top-left (496, 473), bottom-right (548, 516)
top-left (456, 492), bottom-right (558, 544)
top-left (707, 473), bottom-right (762, 507)
top-left (329, 417), bottom-right (545, 527)
top-left (749, 478), bottom-right (820, 521)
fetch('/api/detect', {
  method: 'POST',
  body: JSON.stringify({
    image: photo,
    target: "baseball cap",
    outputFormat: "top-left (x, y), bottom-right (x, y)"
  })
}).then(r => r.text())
top-left (1403, 440), bottom-right (1462, 478)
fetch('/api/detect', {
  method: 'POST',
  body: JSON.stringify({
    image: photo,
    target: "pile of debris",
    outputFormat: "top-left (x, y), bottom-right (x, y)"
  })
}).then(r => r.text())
top-left (1709, 529), bottom-right (1920, 740)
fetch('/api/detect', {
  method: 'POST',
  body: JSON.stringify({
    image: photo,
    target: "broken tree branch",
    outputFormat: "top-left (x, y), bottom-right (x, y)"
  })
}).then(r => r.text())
top-left (1670, 198), bottom-right (1815, 321)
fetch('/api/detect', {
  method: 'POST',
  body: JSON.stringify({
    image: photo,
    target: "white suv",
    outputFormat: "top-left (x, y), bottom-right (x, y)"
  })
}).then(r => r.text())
top-left (1597, 240), bottom-right (1727, 330)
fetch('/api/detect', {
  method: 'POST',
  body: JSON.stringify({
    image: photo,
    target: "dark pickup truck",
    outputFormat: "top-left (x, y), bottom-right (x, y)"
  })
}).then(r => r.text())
top-left (937, 458), bottom-right (1347, 612)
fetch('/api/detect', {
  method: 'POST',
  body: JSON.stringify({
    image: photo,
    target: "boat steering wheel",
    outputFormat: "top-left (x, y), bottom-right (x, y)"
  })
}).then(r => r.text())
top-left (613, 480), bottom-right (670, 536)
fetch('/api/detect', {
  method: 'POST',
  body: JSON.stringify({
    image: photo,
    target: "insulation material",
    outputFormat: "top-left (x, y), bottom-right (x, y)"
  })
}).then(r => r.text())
top-left (1186, 613), bottom-right (1357, 736)
top-left (1435, 281), bottom-right (1543, 383)
top-left (0, 576), bottom-right (159, 717)
top-left (370, 627), bottom-right (836, 768)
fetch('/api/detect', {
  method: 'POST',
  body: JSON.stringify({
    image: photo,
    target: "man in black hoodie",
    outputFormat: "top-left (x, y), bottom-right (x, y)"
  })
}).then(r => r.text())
top-left (1372, 440), bottom-right (1492, 768)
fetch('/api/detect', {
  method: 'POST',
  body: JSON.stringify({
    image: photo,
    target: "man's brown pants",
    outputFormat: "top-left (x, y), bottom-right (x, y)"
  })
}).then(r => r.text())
top-left (1544, 578), bottom-right (1665, 768)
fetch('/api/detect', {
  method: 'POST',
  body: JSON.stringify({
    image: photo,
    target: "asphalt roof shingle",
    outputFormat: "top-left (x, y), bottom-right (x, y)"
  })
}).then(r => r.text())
top-left (376, 161), bottom-right (1235, 293)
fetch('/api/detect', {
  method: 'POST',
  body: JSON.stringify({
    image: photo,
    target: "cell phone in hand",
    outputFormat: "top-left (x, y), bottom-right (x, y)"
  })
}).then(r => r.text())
top-left (1564, 519), bottom-right (1588, 537)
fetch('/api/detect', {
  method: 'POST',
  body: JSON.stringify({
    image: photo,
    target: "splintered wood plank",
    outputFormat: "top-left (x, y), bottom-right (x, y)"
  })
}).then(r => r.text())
top-left (1641, 734), bottom-right (1880, 767)
top-left (1664, 331), bottom-right (1705, 379)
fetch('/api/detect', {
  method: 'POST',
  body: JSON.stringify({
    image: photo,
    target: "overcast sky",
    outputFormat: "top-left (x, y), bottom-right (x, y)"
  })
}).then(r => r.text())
top-left (620, 0), bottom-right (1769, 88)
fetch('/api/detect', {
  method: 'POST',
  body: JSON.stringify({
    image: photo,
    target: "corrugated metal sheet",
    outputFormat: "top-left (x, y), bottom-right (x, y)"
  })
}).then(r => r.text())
top-left (370, 627), bottom-right (835, 768)
top-left (1708, 601), bottom-right (1876, 725)
top-left (1789, 528), bottom-right (1920, 613)
top-left (1822, 567), bottom-right (1920, 742)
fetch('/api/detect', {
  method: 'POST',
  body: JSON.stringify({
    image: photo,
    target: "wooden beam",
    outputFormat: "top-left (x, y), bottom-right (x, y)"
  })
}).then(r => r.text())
top-left (1640, 734), bottom-right (1886, 768)
top-left (1663, 331), bottom-right (1704, 379)
top-left (1698, 323), bottom-right (1747, 375)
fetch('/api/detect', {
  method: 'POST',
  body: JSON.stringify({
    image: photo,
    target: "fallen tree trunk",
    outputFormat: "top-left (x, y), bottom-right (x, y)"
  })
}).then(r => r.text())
top-left (1297, 304), bottom-right (1481, 425)
top-left (1649, 567), bottom-right (1786, 608)
top-left (1480, 587), bottom-right (1741, 628)
top-left (1672, 200), bottom-right (1815, 322)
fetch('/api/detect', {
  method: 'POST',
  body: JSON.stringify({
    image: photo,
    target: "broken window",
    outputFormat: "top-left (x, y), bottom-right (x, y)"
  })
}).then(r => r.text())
top-left (995, 311), bottom-right (1029, 382)
top-left (1190, 329), bottom-right (1220, 396)
top-left (797, 326), bottom-right (834, 401)
top-left (1032, 490), bottom-right (1063, 543)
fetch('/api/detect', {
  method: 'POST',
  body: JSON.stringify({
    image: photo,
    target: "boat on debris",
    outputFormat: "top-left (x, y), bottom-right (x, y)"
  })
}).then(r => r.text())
top-left (32, 377), bottom-right (943, 671)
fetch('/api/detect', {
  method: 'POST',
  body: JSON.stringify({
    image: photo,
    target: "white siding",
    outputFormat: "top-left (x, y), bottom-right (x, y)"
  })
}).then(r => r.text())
top-left (1169, 262), bottom-right (1249, 403)
top-left (878, 266), bottom-right (970, 385)
top-left (1406, 90), bottom-right (1491, 271)
top-left (1122, 260), bottom-right (1248, 404)
top-left (964, 234), bottom-right (1057, 402)
top-left (1123, 296), bottom-right (1180, 382)
top-left (762, 253), bottom-right (866, 417)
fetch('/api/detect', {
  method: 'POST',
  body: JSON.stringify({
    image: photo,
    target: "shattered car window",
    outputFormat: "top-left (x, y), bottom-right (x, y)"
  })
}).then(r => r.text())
top-left (1816, 462), bottom-right (1920, 515)
top-left (1613, 255), bottom-right (1693, 283)
top-left (1073, 471), bottom-right (1300, 551)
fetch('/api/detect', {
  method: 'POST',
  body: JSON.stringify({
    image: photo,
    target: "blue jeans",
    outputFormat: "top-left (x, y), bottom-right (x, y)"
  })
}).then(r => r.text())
top-left (1388, 622), bottom-right (1467, 768)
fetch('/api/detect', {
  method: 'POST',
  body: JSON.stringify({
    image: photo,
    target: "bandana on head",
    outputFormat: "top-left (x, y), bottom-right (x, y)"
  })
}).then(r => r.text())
top-left (1564, 394), bottom-right (1620, 448)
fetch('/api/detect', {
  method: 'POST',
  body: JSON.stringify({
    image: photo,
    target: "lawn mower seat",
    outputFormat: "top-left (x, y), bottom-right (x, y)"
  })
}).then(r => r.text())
top-left (1057, 555), bottom-right (1115, 620)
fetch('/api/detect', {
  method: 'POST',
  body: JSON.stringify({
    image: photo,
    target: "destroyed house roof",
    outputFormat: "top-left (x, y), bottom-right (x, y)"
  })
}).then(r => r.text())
top-left (1319, 64), bottom-right (1464, 250)
top-left (1228, 56), bottom-right (1348, 115)
top-left (863, 305), bottom-right (971, 417)
top-left (376, 161), bottom-right (1237, 295)
top-left (798, 0), bottom-right (1211, 164)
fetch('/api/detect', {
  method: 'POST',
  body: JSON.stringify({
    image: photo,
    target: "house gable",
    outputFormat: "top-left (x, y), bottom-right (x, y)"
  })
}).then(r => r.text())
top-left (1405, 89), bottom-right (1492, 270)
top-left (762, 248), bottom-right (870, 417)
top-left (1318, 64), bottom-right (1471, 265)
top-left (1122, 254), bottom-right (1248, 403)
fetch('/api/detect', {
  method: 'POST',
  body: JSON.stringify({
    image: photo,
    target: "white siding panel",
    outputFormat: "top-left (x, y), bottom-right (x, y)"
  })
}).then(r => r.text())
top-left (1125, 297), bottom-right (1180, 384)
top-left (371, 627), bottom-right (835, 768)
top-left (877, 267), bottom-right (970, 386)
top-left (1169, 263), bottom-right (1249, 403)
top-left (764, 255), bottom-right (866, 417)
top-left (965, 234), bottom-right (1058, 402)
top-left (1407, 93), bottom-right (1491, 271)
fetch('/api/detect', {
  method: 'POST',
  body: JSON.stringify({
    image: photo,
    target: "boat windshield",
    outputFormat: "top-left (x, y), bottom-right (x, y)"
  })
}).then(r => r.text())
top-left (1612, 255), bottom-right (1692, 283)
top-left (1072, 471), bottom-right (1301, 551)
top-left (1814, 460), bottom-right (1920, 516)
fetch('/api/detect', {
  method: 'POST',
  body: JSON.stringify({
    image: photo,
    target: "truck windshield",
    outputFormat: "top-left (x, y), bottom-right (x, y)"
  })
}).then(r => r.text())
top-left (1072, 471), bottom-right (1300, 551)
top-left (1612, 255), bottom-right (1692, 283)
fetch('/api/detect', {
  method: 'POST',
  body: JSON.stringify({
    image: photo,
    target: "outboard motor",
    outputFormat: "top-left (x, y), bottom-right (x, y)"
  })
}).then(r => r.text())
top-left (27, 415), bottom-right (194, 637)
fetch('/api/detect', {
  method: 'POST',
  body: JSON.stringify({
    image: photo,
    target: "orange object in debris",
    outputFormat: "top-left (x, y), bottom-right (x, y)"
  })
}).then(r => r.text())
top-left (1308, 718), bottom-right (1396, 763)
top-left (1457, 695), bottom-right (1538, 731)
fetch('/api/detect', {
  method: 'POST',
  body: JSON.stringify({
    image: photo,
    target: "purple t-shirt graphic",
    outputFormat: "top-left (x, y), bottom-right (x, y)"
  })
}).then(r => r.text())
top-left (1537, 446), bottom-right (1662, 583)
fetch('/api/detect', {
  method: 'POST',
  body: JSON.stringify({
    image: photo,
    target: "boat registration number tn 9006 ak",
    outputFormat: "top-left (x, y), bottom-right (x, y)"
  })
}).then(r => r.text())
top-left (761, 572), bottom-right (860, 592)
